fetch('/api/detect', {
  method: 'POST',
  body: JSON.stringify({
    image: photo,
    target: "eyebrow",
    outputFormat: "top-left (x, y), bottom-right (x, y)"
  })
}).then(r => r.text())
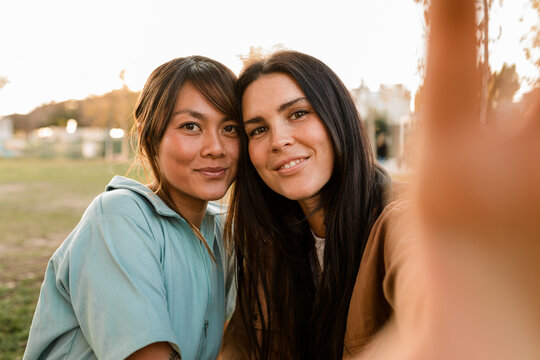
top-left (172, 109), bottom-right (207, 121)
top-left (244, 97), bottom-right (309, 125)
top-left (172, 109), bottom-right (233, 123)
top-left (277, 97), bottom-right (308, 112)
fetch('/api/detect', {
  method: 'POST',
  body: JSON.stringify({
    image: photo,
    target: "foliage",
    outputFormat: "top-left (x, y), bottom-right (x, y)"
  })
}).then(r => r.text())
top-left (412, 0), bottom-right (528, 120)
top-left (414, 63), bottom-right (520, 116)
top-left (374, 117), bottom-right (389, 135)
top-left (45, 106), bottom-right (80, 127)
top-left (10, 87), bottom-right (140, 135)
top-left (523, 0), bottom-right (540, 85)
top-left (488, 63), bottom-right (520, 107)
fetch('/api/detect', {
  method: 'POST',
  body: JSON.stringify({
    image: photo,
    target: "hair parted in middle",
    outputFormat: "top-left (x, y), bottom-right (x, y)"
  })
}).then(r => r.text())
top-left (225, 50), bottom-right (389, 359)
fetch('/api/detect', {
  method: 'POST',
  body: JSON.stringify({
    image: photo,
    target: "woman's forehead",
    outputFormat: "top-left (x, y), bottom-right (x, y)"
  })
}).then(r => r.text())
top-left (242, 73), bottom-right (306, 111)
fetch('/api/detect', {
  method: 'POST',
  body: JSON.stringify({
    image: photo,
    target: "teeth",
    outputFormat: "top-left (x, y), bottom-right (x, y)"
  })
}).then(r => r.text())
top-left (282, 159), bottom-right (302, 169)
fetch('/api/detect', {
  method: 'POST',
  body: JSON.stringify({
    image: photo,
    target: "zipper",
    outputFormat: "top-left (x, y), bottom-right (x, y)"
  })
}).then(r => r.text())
top-left (195, 224), bottom-right (211, 359)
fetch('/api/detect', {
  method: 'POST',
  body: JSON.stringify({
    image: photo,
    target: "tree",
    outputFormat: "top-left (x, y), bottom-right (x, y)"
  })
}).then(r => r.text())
top-left (487, 63), bottom-right (520, 122)
top-left (412, 0), bottom-right (505, 124)
top-left (479, 0), bottom-right (493, 124)
top-left (488, 63), bottom-right (520, 106)
top-left (10, 88), bottom-right (139, 136)
top-left (523, 0), bottom-right (540, 86)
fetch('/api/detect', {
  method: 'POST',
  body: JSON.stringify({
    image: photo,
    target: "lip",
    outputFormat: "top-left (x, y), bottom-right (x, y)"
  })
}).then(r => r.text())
top-left (273, 156), bottom-right (309, 175)
top-left (195, 166), bottom-right (229, 178)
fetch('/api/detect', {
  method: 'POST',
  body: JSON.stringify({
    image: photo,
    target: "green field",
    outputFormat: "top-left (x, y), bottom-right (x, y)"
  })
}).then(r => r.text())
top-left (0, 158), bottom-right (144, 360)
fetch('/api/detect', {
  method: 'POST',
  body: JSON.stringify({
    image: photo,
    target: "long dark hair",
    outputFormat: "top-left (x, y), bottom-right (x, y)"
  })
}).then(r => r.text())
top-left (225, 50), bottom-right (389, 358)
top-left (133, 55), bottom-right (238, 261)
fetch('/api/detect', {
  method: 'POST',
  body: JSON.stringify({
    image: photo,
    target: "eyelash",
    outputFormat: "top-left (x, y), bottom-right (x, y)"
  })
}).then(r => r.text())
top-left (179, 122), bottom-right (240, 135)
top-left (246, 110), bottom-right (310, 138)
top-left (246, 108), bottom-right (310, 139)
top-left (179, 122), bottom-right (200, 131)
top-left (223, 124), bottom-right (240, 134)
top-left (290, 109), bottom-right (309, 120)
top-left (248, 126), bottom-right (267, 138)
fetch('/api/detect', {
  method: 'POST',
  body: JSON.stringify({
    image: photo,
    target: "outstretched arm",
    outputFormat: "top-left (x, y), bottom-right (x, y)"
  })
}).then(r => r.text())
top-left (356, 0), bottom-right (540, 358)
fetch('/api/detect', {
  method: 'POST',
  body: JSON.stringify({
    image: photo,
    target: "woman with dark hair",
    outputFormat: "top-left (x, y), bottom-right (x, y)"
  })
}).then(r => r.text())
top-left (24, 56), bottom-right (239, 360)
top-left (221, 50), bottom-right (409, 359)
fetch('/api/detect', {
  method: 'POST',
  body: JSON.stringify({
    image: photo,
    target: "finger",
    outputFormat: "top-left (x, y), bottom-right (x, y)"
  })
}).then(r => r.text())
top-left (424, 0), bottom-right (480, 138)
top-left (416, 0), bottom-right (481, 227)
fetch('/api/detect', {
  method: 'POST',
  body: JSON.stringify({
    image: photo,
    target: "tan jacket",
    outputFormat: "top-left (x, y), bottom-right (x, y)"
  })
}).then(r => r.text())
top-left (343, 183), bottom-right (411, 358)
top-left (220, 183), bottom-right (411, 359)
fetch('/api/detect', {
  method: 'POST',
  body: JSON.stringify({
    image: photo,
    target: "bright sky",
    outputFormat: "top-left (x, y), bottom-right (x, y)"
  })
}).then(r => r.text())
top-left (0, 0), bottom-right (537, 117)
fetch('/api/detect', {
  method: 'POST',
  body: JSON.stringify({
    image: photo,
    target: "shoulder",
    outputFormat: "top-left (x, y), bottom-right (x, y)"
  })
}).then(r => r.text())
top-left (99, 187), bottom-right (154, 216)
top-left (373, 182), bottom-right (419, 308)
top-left (52, 185), bottom-right (163, 261)
top-left (365, 180), bottom-right (413, 287)
top-left (372, 180), bottom-right (411, 237)
top-left (81, 179), bottom-right (161, 224)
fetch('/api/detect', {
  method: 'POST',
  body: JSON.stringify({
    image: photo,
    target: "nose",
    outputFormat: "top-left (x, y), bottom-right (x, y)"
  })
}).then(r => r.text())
top-left (270, 123), bottom-right (294, 152)
top-left (201, 129), bottom-right (225, 158)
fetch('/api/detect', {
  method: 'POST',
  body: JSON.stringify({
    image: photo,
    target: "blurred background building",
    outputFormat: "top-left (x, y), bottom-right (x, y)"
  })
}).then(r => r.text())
top-left (351, 83), bottom-right (413, 172)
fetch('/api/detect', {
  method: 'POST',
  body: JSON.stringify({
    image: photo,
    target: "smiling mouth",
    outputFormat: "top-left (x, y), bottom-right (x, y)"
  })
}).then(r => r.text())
top-left (196, 167), bottom-right (228, 178)
top-left (275, 157), bottom-right (308, 174)
top-left (279, 159), bottom-right (304, 170)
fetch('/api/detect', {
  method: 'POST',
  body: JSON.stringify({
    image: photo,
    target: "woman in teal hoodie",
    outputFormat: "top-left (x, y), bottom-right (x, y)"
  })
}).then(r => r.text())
top-left (24, 56), bottom-right (239, 360)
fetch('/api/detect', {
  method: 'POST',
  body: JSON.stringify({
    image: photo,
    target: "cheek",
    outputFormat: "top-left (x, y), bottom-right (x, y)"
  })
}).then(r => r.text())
top-left (324, 149), bottom-right (335, 176)
top-left (248, 141), bottom-right (267, 172)
top-left (312, 124), bottom-right (335, 172)
top-left (158, 136), bottom-right (193, 167)
top-left (226, 137), bottom-right (241, 162)
top-left (323, 138), bottom-right (335, 167)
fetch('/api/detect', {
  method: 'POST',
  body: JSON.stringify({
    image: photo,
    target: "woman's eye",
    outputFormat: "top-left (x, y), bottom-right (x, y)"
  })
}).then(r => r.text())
top-left (223, 124), bottom-right (239, 135)
top-left (290, 110), bottom-right (309, 120)
top-left (180, 122), bottom-right (200, 132)
top-left (247, 126), bottom-right (267, 138)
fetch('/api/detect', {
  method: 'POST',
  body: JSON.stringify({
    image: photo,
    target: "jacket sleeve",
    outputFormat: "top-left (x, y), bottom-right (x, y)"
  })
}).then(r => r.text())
top-left (343, 184), bottom-right (413, 358)
top-left (381, 202), bottom-right (417, 310)
top-left (61, 213), bottom-right (179, 359)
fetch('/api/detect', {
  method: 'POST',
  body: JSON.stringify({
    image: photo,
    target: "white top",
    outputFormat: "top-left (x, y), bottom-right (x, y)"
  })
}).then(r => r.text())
top-left (311, 229), bottom-right (326, 269)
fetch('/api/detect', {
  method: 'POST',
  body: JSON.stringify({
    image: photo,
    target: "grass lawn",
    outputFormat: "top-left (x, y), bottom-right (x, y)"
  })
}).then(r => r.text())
top-left (0, 158), bottom-right (144, 359)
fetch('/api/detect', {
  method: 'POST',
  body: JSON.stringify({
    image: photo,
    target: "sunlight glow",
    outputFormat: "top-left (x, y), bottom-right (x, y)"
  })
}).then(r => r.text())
top-left (66, 119), bottom-right (77, 134)
top-left (109, 128), bottom-right (124, 139)
top-left (36, 127), bottom-right (53, 138)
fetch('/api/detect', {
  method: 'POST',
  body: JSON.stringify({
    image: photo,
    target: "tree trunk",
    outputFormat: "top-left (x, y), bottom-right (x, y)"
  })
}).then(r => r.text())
top-left (480, 0), bottom-right (490, 124)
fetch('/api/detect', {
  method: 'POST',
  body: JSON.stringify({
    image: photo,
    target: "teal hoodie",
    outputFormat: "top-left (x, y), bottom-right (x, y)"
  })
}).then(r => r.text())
top-left (23, 176), bottom-right (235, 360)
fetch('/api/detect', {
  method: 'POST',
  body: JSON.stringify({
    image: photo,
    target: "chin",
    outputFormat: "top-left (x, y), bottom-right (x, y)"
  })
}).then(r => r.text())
top-left (200, 189), bottom-right (230, 201)
top-left (269, 180), bottom-right (323, 202)
top-left (281, 190), bottom-right (317, 201)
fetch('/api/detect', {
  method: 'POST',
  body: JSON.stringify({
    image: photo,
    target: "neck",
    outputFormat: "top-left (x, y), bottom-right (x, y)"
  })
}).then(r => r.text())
top-left (152, 184), bottom-right (207, 228)
top-left (299, 197), bottom-right (326, 237)
top-left (173, 199), bottom-right (207, 228)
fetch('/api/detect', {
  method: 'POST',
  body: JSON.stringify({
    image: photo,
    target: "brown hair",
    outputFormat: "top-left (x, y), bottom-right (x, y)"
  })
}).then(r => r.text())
top-left (132, 55), bottom-right (238, 261)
